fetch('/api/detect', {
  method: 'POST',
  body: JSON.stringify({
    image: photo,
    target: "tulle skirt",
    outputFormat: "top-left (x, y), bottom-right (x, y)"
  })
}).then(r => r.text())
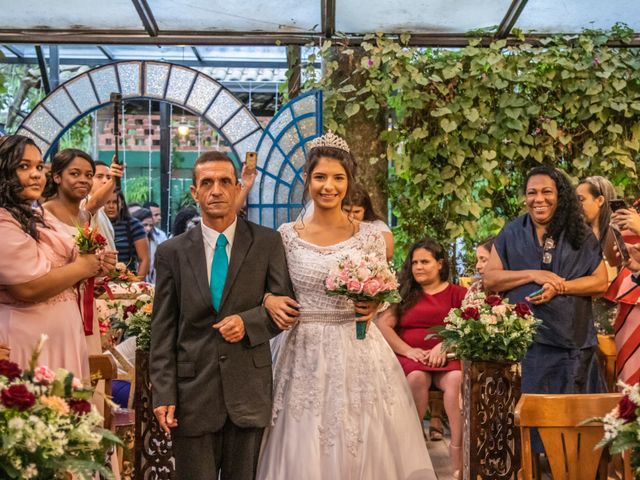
top-left (257, 311), bottom-right (436, 480)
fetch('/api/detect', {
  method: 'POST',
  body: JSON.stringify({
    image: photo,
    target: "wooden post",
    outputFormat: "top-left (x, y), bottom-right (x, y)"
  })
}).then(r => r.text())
top-left (462, 360), bottom-right (522, 480)
top-left (134, 350), bottom-right (175, 479)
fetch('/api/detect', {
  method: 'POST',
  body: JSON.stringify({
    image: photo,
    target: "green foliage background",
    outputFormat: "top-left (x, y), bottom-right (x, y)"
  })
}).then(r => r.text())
top-left (302, 26), bottom-right (640, 260)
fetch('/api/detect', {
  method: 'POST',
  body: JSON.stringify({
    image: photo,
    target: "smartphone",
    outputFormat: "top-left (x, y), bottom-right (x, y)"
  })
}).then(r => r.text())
top-left (610, 225), bottom-right (630, 265)
top-left (245, 151), bottom-right (257, 174)
top-left (610, 199), bottom-right (628, 213)
top-left (527, 287), bottom-right (545, 298)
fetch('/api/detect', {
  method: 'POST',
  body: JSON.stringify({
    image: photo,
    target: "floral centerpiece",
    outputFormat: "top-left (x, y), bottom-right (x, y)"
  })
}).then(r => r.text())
top-left (74, 223), bottom-right (108, 336)
top-left (0, 336), bottom-right (120, 479)
top-left (590, 382), bottom-right (640, 475)
top-left (99, 289), bottom-right (154, 352)
top-left (436, 290), bottom-right (541, 362)
top-left (325, 253), bottom-right (400, 339)
top-left (96, 261), bottom-right (139, 294)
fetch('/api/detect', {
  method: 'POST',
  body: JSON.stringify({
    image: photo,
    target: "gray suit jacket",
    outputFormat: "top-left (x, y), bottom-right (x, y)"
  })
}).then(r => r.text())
top-left (149, 218), bottom-right (294, 436)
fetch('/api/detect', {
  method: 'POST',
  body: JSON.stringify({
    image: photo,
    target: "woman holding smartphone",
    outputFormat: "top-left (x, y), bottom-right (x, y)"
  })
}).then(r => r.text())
top-left (484, 165), bottom-right (608, 453)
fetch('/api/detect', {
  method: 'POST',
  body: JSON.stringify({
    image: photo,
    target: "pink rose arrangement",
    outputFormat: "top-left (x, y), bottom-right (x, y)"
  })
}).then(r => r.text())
top-left (0, 335), bottom-right (120, 478)
top-left (325, 253), bottom-right (400, 339)
top-left (434, 290), bottom-right (540, 362)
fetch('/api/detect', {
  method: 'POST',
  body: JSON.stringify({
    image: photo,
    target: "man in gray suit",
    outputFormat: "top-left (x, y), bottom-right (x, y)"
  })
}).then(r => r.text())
top-left (150, 151), bottom-right (295, 480)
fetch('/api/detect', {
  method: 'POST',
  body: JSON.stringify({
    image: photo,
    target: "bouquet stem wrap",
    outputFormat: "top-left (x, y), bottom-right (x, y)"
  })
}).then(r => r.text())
top-left (79, 278), bottom-right (95, 335)
top-left (355, 312), bottom-right (367, 340)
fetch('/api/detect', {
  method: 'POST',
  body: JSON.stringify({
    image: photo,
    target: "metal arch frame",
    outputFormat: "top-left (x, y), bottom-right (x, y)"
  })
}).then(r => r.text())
top-left (250, 90), bottom-right (323, 227)
top-left (16, 60), bottom-right (263, 166)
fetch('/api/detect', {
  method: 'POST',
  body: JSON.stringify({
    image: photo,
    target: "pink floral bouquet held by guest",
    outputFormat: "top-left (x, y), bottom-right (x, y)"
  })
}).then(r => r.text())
top-left (325, 253), bottom-right (400, 339)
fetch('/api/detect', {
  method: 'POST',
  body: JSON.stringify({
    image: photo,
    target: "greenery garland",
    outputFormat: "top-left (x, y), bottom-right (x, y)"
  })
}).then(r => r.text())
top-left (302, 26), bottom-right (640, 261)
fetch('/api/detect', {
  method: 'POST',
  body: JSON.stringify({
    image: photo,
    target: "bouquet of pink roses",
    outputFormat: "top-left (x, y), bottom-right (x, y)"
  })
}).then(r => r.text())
top-left (325, 253), bottom-right (400, 339)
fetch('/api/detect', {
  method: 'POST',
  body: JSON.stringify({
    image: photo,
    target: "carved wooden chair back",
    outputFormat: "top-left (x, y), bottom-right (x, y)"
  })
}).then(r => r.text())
top-left (514, 393), bottom-right (629, 480)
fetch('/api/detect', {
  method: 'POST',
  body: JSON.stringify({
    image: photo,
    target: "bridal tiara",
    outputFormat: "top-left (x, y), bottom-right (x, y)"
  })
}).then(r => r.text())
top-left (307, 131), bottom-right (351, 154)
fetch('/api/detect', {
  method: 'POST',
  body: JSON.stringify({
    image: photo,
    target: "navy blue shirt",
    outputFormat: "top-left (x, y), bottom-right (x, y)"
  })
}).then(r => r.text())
top-left (494, 214), bottom-right (602, 349)
top-left (112, 217), bottom-right (146, 268)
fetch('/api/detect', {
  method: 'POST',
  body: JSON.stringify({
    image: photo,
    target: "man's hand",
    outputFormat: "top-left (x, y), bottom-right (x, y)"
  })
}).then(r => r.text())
top-left (264, 294), bottom-right (300, 330)
top-left (213, 314), bottom-right (246, 343)
top-left (154, 405), bottom-right (178, 434)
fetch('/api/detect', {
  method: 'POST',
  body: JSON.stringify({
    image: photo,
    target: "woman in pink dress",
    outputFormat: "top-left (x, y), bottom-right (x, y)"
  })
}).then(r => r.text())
top-left (0, 135), bottom-right (103, 380)
top-left (378, 238), bottom-right (466, 477)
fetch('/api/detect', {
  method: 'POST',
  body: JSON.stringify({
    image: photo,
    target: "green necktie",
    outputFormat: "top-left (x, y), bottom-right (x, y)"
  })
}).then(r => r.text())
top-left (210, 234), bottom-right (228, 311)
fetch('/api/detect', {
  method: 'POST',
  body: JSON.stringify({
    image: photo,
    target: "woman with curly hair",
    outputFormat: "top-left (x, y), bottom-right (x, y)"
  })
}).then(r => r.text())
top-left (484, 165), bottom-right (608, 451)
top-left (0, 135), bottom-right (105, 379)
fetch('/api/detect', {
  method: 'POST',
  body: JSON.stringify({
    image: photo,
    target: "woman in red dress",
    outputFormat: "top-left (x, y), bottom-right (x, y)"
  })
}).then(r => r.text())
top-left (378, 238), bottom-right (466, 477)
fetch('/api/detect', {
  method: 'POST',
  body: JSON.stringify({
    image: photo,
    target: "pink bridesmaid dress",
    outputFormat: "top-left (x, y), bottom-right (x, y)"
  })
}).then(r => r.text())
top-left (0, 208), bottom-right (89, 380)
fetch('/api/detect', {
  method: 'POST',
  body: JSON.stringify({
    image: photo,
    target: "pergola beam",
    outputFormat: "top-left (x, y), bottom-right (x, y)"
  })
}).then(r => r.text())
top-left (130, 0), bottom-right (159, 37)
top-left (0, 31), bottom-right (639, 48)
top-left (97, 45), bottom-right (114, 60)
top-left (191, 46), bottom-right (203, 63)
top-left (2, 44), bottom-right (23, 58)
top-left (496, 0), bottom-right (529, 38)
top-left (321, 0), bottom-right (336, 38)
top-left (34, 45), bottom-right (50, 93)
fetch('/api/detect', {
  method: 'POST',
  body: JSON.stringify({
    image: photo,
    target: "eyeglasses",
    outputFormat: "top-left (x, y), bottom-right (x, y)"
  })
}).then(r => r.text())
top-left (542, 237), bottom-right (555, 267)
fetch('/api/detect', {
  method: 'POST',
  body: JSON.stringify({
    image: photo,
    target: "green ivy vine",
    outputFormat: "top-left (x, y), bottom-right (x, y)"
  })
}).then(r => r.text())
top-left (302, 26), bottom-right (640, 256)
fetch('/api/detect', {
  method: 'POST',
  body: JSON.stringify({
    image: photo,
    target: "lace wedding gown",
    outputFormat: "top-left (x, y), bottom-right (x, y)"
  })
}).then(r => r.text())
top-left (257, 222), bottom-right (436, 480)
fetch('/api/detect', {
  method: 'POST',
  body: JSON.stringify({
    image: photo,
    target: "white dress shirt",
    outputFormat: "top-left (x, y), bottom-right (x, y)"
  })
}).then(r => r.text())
top-left (201, 217), bottom-right (237, 286)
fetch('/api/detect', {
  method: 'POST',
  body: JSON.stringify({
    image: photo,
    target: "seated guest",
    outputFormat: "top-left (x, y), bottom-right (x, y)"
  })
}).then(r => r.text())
top-left (171, 206), bottom-right (200, 237)
top-left (343, 183), bottom-right (394, 260)
top-left (0, 135), bottom-right (104, 378)
top-left (133, 208), bottom-right (157, 283)
top-left (105, 191), bottom-right (150, 278)
top-left (484, 165), bottom-right (608, 452)
top-left (378, 238), bottom-right (465, 477)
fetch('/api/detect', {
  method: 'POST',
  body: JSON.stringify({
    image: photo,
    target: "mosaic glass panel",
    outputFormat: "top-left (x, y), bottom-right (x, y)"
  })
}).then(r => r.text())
top-left (144, 63), bottom-right (170, 98)
top-left (222, 109), bottom-right (260, 144)
top-left (261, 175), bottom-right (276, 203)
top-left (89, 65), bottom-right (120, 104)
top-left (117, 62), bottom-right (141, 97)
top-left (166, 67), bottom-right (197, 104)
top-left (292, 94), bottom-right (316, 117)
top-left (66, 75), bottom-right (99, 112)
top-left (185, 75), bottom-right (221, 113)
top-left (297, 116), bottom-right (316, 140)
top-left (23, 106), bottom-right (62, 143)
top-left (43, 89), bottom-right (79, 126)
top-left (267, 108), bottom-right (292, 139)
top-left (278, 127), bottom-right (300, 154)
top-left (205, 90), bottom-right (241, 128)
top-left (233, 130), bottom-right (262, 164)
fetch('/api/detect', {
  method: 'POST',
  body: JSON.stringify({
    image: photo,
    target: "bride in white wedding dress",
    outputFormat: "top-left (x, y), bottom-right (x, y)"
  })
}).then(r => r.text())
top-left (257, 132), bottom-right (436, 480)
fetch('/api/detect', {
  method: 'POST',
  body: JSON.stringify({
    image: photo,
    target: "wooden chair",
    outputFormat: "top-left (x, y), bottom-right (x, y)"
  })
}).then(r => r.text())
top-left (90, 354), bottom-right (135, 478)
top-left (514, 393), bottom-right (631, 480)
top-left (596, 334), bottom-right (618, 392)
top-left (89, 354), bottom-right (118, 429)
